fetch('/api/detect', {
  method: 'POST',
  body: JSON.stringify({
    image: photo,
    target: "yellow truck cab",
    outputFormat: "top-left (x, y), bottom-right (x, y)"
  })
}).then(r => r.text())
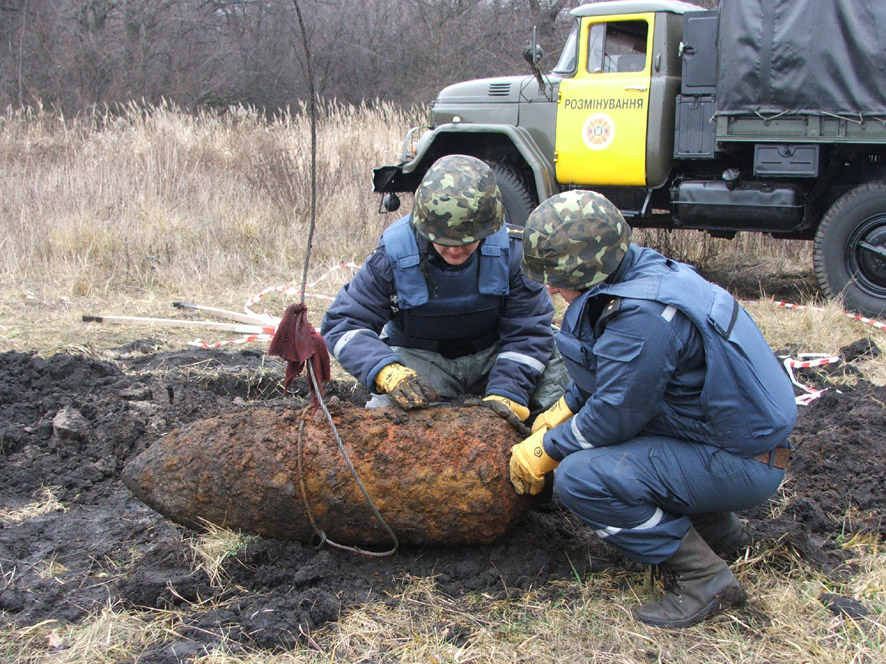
top-left (555, 6), bottom-right (676, 188)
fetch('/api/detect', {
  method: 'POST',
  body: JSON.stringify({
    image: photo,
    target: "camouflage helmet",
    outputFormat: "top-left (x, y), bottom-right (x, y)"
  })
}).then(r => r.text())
top-left (522, 190), bottom-right (631, 290)
top-left (413, 155), bottom-right (504, 246)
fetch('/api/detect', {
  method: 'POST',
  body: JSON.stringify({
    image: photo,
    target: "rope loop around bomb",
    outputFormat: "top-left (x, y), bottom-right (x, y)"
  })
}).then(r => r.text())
top-left (287, 1), bottom-right (395, 556)
top-left (295, 363), bottom-right (399, 557)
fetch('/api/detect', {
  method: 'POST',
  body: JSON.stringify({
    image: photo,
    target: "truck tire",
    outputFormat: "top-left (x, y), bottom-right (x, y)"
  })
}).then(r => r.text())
top-left (488, 163), bottom-right (536, 227)
top-left (813, 182), bottom-right (886, 318)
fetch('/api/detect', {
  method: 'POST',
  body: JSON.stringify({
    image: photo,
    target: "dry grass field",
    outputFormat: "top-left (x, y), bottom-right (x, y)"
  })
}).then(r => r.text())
top-left (1, 104), bottom-right (884, 663)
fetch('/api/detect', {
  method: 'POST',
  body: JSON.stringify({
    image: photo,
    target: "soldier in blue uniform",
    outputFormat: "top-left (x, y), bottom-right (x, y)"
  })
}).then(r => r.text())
top-left (321, 155), bottom-right (567, 424)
top-left (510, 190), bottom-right (797, 628)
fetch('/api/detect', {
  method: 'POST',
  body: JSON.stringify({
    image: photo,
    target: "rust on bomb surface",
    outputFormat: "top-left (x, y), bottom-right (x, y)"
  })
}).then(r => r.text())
top-left (123, 402), bottom-right (528, 546)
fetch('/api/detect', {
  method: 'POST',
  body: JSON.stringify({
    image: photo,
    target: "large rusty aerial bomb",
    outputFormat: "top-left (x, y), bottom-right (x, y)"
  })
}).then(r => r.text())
top-left (122, 401), bottom-right (529, 547)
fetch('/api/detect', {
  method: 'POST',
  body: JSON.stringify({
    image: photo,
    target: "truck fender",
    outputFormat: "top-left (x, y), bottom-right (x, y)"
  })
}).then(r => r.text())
top-left (387, 123), bottom-right (559, 203)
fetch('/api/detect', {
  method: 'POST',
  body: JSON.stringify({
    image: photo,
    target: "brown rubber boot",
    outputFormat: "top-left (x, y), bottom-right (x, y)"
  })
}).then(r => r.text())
top-left (690, 512), bottom-right (750, 559)
top-left (633, 526), bottom-right (747, 628)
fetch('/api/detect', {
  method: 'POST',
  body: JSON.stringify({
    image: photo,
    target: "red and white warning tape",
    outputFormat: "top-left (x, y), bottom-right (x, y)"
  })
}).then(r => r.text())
top-left (243, 263), bottom-right (362, 315)
top-left (82, 263), bottom-right (363, 348)
top-left (784, 355), bottom-right (841, 370)
top-left (88, 278), bottom-right (883, 393)
top-left (188, 262), bottom-right (361, 348)
top-left (781, 353), bottom-right (842, 406)
top-left (189, 333), bottom-right (275, 349)
top-left (776, 301), bottom-right (886, 332)
top-left (764, 300), bottom-right (885, 405)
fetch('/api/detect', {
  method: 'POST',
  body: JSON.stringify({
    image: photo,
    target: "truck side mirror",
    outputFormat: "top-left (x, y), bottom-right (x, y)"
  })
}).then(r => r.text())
top-left (523, 41), bottom-right (544, 66)
top-left (381, 192), bottom-right (400, 213)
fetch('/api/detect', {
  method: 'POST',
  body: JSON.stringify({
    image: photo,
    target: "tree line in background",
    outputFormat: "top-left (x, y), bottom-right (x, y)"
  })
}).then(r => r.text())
top-left (1, 0), bottom-right (717, 115)
top-left (0, 0), bottom-right (602, 114)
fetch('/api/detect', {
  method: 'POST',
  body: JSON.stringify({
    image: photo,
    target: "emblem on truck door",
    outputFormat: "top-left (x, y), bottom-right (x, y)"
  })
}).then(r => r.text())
top-left (583, 113), bottom-right (616, 151)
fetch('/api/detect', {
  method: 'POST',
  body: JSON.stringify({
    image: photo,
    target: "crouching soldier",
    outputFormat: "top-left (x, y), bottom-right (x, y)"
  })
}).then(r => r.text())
top-left (509, 190), bottom-right (797, 628)
top-left (321, 154), bottom-right (567, 424)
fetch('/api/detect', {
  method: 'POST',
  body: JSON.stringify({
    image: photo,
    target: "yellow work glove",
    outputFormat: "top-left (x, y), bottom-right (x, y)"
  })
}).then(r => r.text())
top-left (374, 363), bottom-right (439, 409)
top-left (483, 395), bottom-right (530, 422)
top-left (531, 395), bottom-right (574, 434)
top-left (509, 428), bottom-right (560, 496)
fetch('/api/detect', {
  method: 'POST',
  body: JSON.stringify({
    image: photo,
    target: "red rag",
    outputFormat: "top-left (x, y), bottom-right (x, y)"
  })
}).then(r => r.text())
top-left (267, 303), bottom-right (331, 409)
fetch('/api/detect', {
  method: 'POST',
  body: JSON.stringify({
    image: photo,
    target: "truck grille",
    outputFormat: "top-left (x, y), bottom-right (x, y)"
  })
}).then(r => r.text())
top-left (487, 82), bottom-right (511, 97)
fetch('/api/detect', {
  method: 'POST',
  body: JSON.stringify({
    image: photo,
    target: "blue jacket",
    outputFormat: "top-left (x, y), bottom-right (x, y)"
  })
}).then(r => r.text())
top-left (546, 245), bottom-right (797, 460)
top-left (321, 215), bottom-right (555, 405)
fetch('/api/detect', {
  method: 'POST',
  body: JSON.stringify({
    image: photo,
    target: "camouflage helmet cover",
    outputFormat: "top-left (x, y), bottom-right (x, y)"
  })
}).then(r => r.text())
top-left (413, 154), bottom-right (504, 246)
top-left (522, 190), bottom-right (631, 290)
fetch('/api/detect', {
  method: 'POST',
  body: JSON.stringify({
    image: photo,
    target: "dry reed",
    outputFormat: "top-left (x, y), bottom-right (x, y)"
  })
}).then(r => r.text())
top-left (0, 101), bottom-right (421, 303)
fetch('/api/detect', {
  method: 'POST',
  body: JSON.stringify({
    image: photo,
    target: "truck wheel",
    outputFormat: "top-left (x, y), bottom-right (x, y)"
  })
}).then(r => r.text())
top-left (813, 182), bottom-right (886, 318)
top-left (488, 163), bottom-right (536, 227)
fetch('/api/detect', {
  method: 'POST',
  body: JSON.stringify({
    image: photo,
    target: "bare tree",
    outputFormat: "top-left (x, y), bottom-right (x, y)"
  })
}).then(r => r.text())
top-left (0, 0), bottom-right (590, 112)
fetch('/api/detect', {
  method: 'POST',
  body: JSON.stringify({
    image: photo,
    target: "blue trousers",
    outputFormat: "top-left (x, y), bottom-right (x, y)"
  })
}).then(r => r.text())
top-left (553, 435), bottom-right (785, 564)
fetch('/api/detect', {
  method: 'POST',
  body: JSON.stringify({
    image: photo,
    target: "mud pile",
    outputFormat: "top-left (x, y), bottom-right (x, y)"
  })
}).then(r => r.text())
top-left (1, 338), bottom-right (883, 659)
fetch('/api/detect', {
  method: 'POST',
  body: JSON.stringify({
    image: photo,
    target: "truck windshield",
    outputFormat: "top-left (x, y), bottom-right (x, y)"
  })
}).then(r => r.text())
top-left (552, 22), bottom-right (579, 74)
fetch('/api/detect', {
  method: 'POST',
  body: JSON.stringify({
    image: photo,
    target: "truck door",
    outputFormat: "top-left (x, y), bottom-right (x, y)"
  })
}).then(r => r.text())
top-left (555, 14), bottom-right (653, 186)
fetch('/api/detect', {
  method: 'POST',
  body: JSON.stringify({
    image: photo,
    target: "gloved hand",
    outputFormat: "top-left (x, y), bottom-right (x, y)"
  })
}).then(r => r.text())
top-left (530, 395), bottom-right (574, 434)
top-left (509, 429), bottom-right (559, 495)
top-left (483, 395), bottom-right (530, 421)
top-left (476, 395), bottom-right (530, 436)
top-left (374, 363), bottom-right (439, 409)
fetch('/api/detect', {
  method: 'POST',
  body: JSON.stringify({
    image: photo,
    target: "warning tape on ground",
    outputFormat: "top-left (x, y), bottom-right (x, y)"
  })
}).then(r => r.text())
top-left (188, 262), bottom-right (361, 348)
top-left (780, 353), bottom-right (843, 406)
top-left (757, 300), bottom-right (884, 405)
top-left (776, 301), bottom-right (886, 332)
top-left (784, 355), bottom-right (841, 370)
top-left (90, 275), bottom-right (884, 387)
top-left (189, 334), bottom-right (275, 349)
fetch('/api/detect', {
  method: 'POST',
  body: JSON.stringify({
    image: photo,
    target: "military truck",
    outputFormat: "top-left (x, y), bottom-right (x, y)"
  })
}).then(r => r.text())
top-left (372, 0), bottom-right (886, 317)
